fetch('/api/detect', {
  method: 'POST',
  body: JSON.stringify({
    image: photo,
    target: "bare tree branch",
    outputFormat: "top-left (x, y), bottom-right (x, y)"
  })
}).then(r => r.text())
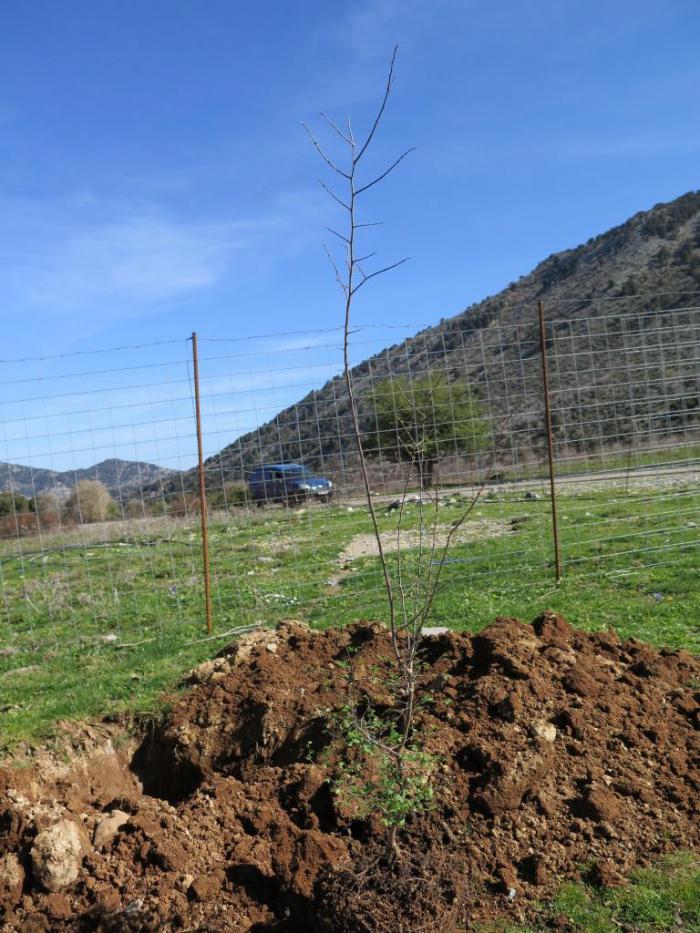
top-left (320, 111), bottom-right (354, 146)
top-left (355, 44), bottom-right (399, 164)
top-left (323, 243), bottom-right (348, 294)
top-left (355, 148), bottom-right (416, 196)
top-left (301, 122), bottom-right (351, 177)
top-left (324, 225), bottom-right (350, 244)
top-left (351, 257), bottom-right (410, 295)
top-left (318, 179), bottom-right (351, 212)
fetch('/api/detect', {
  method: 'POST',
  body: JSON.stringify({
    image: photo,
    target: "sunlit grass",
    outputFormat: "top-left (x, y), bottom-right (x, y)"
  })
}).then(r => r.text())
top-left (480, 853), bottom-right (700, 932)
top-left (0, 483), bottom-right (698, 748)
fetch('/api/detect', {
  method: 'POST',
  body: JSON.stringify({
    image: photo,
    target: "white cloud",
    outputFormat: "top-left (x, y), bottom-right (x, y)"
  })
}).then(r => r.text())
top-left (0, 194), bottom-right (284, 318)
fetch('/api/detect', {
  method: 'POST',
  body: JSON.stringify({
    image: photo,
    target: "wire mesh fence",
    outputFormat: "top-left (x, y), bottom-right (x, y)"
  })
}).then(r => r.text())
top-left (0, 299), bottom-right (698, 684)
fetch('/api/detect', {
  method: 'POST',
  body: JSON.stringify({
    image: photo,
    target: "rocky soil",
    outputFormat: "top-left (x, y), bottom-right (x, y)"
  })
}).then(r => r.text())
top-left (0, 612), bottom-right (698, 931)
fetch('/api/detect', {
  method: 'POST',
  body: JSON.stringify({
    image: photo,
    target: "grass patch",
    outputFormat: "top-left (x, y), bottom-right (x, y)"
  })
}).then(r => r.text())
top-left (0, 483), bottom-right (698, 749)
top-left (476, 853), bottom-right (700, 932)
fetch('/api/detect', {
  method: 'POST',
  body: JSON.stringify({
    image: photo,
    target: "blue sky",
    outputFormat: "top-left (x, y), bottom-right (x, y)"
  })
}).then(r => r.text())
top-left (1, 0), bottom-right (699, 473)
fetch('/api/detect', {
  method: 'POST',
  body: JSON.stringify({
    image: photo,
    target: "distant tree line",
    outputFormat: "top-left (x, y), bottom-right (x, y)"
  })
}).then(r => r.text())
top-left (0, 480), bottom-right (117, 537)
top-left (0, 479), bottom-right (253, 538)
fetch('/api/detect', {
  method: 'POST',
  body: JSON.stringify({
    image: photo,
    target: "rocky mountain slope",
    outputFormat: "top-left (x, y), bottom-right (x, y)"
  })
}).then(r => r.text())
top-left (0, 458), bottom-right (179, 501)
top-left (163, 191), bottom-right (700, 494)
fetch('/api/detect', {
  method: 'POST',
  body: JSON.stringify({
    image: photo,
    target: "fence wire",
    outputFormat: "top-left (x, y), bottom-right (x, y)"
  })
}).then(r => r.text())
top-left (0, 301), bottom-right (698, 686)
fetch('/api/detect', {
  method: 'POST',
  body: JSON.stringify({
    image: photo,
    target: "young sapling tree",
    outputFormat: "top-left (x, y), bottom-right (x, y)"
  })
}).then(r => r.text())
top-left (304, 45), bottom-right (493, 859)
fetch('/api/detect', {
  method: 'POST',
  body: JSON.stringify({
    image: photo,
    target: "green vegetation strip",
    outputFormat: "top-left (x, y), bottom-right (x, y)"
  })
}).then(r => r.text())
top-left (0, 484), bottom-right (698, 749)
top-left (479, 853), bottom-right (700, 932)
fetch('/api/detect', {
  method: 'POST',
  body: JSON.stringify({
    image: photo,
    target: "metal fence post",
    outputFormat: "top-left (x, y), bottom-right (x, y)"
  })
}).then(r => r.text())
top-left (191, 331), bottom-right (213, 634)
top-left (537, 301), bottom-right (563, 583)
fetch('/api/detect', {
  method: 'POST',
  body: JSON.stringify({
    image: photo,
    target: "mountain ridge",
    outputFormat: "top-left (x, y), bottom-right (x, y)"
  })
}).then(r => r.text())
top-left (153, 190), bottom-right (694, 493)
top-left (0, 457), bottom-right (180, 501)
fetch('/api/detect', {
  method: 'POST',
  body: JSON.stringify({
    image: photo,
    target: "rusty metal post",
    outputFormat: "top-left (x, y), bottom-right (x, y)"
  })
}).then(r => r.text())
top-left (537, 301), bottom-right (563, 583)
top-left (191, 332), bottom-right (213, 633)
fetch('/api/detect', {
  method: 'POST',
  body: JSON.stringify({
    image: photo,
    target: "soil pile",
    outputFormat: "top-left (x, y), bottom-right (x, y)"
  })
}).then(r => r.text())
top-left (0, 613), bottom-right (698, 931)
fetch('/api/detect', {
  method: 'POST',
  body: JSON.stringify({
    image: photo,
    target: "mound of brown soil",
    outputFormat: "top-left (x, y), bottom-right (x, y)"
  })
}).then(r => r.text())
top-left (0, 613), bottom-right (698, 931)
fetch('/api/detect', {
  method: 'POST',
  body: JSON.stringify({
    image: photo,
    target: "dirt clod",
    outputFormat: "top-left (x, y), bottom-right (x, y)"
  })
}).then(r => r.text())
top-left (44, 892), bottom-right (71, 920)
top-left (1, 612), bottom-right (698, 930)
top-left (188, 872), bottom-right (223, 902)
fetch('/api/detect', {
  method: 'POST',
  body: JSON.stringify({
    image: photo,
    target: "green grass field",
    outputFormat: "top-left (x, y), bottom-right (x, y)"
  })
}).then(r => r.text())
top-left (0, 482), bottom-right (698, 749)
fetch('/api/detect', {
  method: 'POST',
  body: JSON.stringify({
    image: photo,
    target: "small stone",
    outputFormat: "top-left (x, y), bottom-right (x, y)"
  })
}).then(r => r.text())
top-left (177, 873), bottom-right (194, 893)
top-left (31, 820), bottom-right (87, 892)
top-left (530, 721), bottom-right (557, 743)
top-left (257, 556), bottom-right (275, 564)
top-left (0, 852), bottom-right (25, 909)
top-left (92, 810), bottom-right (129, 850)
top-left (687, 521), bottom-right (697, 528)
top-left (265, 642), bottom-right (278, 653)
top-left (123, 898), bottom-right (144, 917)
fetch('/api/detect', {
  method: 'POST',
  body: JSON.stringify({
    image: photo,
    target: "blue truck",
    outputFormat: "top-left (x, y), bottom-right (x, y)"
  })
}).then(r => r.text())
top-left (247, 463), bottom-right (333, 506)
